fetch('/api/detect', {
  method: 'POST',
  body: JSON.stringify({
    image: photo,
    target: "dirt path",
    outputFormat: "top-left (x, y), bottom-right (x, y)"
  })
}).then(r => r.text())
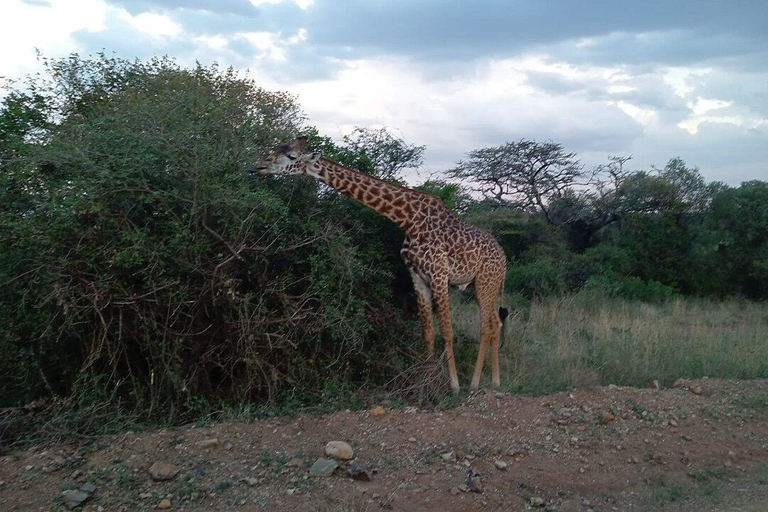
top-left (2, 379), bottom-right (768, 511)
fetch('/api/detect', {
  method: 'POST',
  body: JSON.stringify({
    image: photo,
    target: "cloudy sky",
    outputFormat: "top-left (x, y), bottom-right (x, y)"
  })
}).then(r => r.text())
top-left (1, 0), bottom-right (767, 184)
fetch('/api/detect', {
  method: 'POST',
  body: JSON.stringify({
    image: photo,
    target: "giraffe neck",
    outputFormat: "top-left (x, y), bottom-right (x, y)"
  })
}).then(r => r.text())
top-left (309, 157), bottom-right (440, 233)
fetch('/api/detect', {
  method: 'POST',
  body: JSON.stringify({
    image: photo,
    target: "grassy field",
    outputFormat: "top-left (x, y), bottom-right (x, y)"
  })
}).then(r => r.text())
top-left (451, 292), bottom-right (768, 395)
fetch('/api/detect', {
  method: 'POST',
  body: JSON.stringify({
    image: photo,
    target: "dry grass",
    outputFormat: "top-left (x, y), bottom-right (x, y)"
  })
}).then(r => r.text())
top-left (451, 293), bottom-right (768, 394)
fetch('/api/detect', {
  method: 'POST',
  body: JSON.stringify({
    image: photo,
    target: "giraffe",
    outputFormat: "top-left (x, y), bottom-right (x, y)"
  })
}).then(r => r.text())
top-left (253, 136), bottom-right (508, 393)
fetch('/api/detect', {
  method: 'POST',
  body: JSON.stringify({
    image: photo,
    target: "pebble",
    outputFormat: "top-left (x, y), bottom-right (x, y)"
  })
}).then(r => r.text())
top-left (197, 438), bottom-right (220, 449)
top-left (310, 458), bottom-right (338, 477)
top-left (157, 498), bottom-right (171, 509)
top-left (60, 490), bottom-right (90, 510)
top-left (369, 405), bottom-right (386, 417)
top-left (347, 460), bottom-right (372, 481)
top-left (530, 496), bottom-right (546, 507)
top-left (148, 462), bottom-right (180, 482)
top-left (466, 469), bottom-right (483, 493)
top-left (494, 460), bottom-right (508, 470)
top-left (441, 451), bottom-right (457, 463)
top-left (325, 441), bottom-right (354, 460)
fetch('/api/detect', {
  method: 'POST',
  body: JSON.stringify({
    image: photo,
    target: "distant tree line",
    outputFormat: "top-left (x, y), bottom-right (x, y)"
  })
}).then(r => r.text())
top-left (0, 54), bottom-right (765, 431)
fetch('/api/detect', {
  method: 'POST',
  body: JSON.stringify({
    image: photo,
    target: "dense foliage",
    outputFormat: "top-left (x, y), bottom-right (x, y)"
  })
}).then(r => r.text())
top-left (1, 55), bottom-right (766, 437)
top-left (0, 55), bottom-right (422, 430)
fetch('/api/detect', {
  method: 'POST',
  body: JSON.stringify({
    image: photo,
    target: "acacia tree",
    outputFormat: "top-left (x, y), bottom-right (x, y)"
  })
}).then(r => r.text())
top-left (446, 139), bottom-right (583, 224)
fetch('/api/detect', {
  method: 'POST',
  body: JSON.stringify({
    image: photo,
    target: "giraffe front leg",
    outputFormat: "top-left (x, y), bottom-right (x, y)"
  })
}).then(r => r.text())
top-left (432, 279), bottom-right (460, 394)
top-left (409, 269), bottom-right (435, 358)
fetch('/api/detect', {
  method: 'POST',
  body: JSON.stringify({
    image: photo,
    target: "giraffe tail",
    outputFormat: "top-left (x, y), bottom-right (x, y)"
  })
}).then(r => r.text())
top-left (498, 307), bottom-right (509, 347)
top-left (498, 279), bottom-right (508, 347)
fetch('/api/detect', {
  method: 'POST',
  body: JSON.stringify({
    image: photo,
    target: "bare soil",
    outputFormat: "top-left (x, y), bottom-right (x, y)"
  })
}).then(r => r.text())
top-left (3, 379), bottom-right (768, 511)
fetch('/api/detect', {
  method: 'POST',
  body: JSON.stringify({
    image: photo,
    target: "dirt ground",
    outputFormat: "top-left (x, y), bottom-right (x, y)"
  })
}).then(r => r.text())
top-left (2, 378), bottom-right (768, 511)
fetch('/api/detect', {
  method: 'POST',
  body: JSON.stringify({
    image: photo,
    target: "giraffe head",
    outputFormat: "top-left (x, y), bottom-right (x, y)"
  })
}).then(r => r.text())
top-left (252, 136), bottom-right (320, 175)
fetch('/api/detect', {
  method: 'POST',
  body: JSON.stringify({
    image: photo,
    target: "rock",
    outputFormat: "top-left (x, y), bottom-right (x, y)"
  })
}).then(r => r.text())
top-left (325, 441), bottom-right (354, 460)
top-left (243, 477), bottom-right (259, 486)
top-left (466, 469), bottom-right (483, 493)
top-left (196, 438), bottom-right (219, 449)
top-left (310, 458), bottom-right (338, 477)
top-left (450, 486), bottom-right (461, 495)
top-left (347, 460), bottom-right (372, 481)
top-left (602, 411), bottom-right (616, 423)
top-left (530, 496), bottom-right (546, 507)
top-left (668, 419), bottom-right (679, 427)
top-left (441, 451), bottom-right (457, 463)
top-left (157, 498), bottom-right (172, 509)
top-left (673, 378), bottom-right (689, 388)
top-left (493, 460), bottom-right (508, 470)
top-left (369, 405), bottom-right (386, 417)
top-left (61, 490), bottom-right (91, 510)
top-left (408, 437), bottom-right (417, 443)
top-left (148, 462), bottom-right (180, 482)
top-left (60, 481), bottom-right (97, 509)
top-left (80, 482), bottom-right (97, 494)
top-left (286, 458), bottom-right (303, 468)
top-left (648, 379), bottom-right (661, 389)
top-left (691, 386), bottom-right (703, 395)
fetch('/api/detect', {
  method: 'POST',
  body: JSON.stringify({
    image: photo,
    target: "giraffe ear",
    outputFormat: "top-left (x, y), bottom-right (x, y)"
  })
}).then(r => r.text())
top-left (291, 136), bottom-right (308, 154)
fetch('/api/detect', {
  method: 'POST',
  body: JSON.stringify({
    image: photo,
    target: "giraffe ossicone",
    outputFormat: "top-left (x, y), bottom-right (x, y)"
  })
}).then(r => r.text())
top-left (254, 137), bottom-right (508, 393)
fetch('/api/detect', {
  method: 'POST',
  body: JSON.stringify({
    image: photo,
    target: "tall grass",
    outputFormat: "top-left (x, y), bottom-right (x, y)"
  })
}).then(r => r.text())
top-left (452, 292), bottom-right (768, 395)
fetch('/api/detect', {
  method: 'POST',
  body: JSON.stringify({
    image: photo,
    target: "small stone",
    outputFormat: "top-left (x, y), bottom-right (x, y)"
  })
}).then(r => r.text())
top-left (61, 490), bottom-right (91, 510)
top-left (450, 486), bottom-right (461, 495)
top-left (148, 462), bottom-right (180, 482)
top-left (681, 434), bottom-right (692, 442)
top-left (79, 482), bottom-right (97, 494)
top-left (157, 498), bottom-right (171, 509)
top-left (691, 386), bottom-right (703, 395)
top-left (530, 496), bottom-right (546, 507)
top-left (24, 465), bottom-right (33, 471)
top-left (347, 460), bottom-right (372, 481)
top-left (369, 405), bottom-right (386, 417)
top-left (286, 458), bottom-right (303, 468)
top-left (648, 380), bottom-right (660, 389)
top-left (602, 412), bottom-right (616, 423)
top-left (441, 451), bottom-right (457, 463)
top-left (493, 460), bottom-right (508, 470)
top-left (458, 484), bottom-right (469, 493)
top-left (669, 419), bottom-right (679, 427)
top-left (243, 477), bottom-right (258, 486)
top-left (310, 458), bottom-right (338, 477)
top-left (408, 437), bottom-right (417, 443)
top-left (139, 492), bottom-right (152, 499)
top-left (325, 441), bottom-right (354, 460)
top-left (197, 438), bottom-right (220, 449)
top-left (466, 469), bottom-right (483, 493)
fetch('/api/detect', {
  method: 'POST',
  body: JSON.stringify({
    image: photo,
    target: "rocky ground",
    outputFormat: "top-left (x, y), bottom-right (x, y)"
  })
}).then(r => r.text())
top-left (2, 378), bottom-right (768, 511)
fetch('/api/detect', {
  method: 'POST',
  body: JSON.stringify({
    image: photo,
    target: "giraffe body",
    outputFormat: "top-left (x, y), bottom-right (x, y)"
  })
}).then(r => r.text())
top-left (254, 137), bottom-right (507, 392)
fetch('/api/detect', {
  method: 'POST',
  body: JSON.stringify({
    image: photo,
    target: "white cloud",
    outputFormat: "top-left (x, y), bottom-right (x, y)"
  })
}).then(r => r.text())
top-left (120, 11), bottom-right (181, 38)
top-left (0, 0), bottom-right (107, 80)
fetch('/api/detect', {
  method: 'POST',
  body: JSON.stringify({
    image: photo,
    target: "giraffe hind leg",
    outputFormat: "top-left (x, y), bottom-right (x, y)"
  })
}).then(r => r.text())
top-left (471, 274), bottom-right (505, 390)
top-left (409, 269), bottom-right (435, 358)
top-left (432, 277), bottom-right (460, 393)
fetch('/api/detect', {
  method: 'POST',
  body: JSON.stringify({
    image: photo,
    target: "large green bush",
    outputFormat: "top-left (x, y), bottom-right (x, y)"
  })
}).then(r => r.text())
top-left (0, 55), bottom-right (419, 426)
